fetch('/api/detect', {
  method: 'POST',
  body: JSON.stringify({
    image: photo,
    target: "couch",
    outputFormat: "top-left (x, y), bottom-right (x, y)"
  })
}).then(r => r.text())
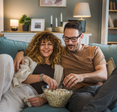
top-left (0, 37), bottom-right (117, 112)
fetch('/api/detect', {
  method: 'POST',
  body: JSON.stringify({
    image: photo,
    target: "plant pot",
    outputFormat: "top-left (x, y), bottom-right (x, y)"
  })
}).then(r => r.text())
top-left (19, 23), bottom-right (23, 31)
top-left (22, 25), bottom-right (29, 31)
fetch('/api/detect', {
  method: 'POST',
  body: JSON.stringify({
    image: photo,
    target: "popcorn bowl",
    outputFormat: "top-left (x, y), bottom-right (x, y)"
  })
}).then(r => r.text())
top-left (42, 85), bottom-right (73, 108)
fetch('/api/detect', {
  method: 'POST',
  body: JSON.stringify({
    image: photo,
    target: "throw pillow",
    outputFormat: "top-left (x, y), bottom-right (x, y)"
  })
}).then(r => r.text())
top-left (0, 38), bottom-right (28, 59)
top-left (106, 57), bottom-right (116, 77)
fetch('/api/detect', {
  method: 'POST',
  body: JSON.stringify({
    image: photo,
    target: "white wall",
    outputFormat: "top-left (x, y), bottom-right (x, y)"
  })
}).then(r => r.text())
top-left (4, 0), bottom-right (102, 43)
top-left (0, 0), bottom-right (4, 32)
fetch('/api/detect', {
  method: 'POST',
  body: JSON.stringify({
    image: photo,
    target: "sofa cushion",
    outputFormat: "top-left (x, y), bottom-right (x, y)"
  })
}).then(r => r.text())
top-left (111, 106), bottom-right (117, 112)
top-left (89, 43), bottom-right (117, 67)
top-left (0, 37), bottom-right (7, 39)
top-left (0, 37), bottom-right (28, 59)
top-left (107, 58), bottom-right (116, 77)
top-left (22, 104), bottom-right (70, 112)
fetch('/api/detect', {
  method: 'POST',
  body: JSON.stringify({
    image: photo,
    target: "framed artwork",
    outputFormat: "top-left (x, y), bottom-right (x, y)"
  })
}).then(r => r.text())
top-left (62, 22), bottom-right (68, 28)
top-left (31, 19), bottom-right (45, 31)
top-left (39, 0), bottom-right (66, 7)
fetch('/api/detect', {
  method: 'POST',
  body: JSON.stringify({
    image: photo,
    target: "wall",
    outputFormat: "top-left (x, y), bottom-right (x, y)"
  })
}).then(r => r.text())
top-left (4, 0), bottom-right (102, 43)
top-left (0, 0), bottom-right (3, 32)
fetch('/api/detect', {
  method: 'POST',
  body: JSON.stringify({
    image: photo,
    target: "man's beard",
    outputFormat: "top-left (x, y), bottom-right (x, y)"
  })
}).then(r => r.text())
top-left (66, 42), bottom-right (81, 52)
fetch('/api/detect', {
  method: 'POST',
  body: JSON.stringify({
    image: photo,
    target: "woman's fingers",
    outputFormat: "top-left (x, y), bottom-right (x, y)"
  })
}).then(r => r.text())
top-left (32, 102), bottom-right (39, 107)
top-left (45, 76), bottom-right (58, 90)
top-left (53, 80), bottom-right (58, 89)
top-left (29, 97), bottom-right (39, 107)
top-left (50, 79), bottom-right (58, 90)
top-left (28, 97), bottom-right (47, 107)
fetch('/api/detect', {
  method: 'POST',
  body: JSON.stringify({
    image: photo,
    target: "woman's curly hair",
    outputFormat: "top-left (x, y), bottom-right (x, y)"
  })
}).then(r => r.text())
top-left (25, 31), bottom-right (63, 68)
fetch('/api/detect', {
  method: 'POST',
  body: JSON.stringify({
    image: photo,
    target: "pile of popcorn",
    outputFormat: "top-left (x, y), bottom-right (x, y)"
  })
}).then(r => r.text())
top-left (44, 89), bottom-right (73, 107)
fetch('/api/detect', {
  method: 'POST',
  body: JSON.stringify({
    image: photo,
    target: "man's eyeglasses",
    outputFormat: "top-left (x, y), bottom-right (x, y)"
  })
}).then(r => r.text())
top-left (62, 34), bottom-right (81, 42)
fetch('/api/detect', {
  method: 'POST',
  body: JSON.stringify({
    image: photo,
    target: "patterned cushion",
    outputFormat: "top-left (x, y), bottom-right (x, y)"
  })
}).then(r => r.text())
top-left (106, 57), bottom-right (116, 77)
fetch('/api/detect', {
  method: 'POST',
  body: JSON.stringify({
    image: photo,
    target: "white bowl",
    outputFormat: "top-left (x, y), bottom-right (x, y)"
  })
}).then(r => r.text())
top-left (42, 85), bottom-right (73, 107)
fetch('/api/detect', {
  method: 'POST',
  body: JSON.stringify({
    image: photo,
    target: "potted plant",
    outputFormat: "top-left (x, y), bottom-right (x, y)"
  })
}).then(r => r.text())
top-left (19, 14), bottom-right (31, 31)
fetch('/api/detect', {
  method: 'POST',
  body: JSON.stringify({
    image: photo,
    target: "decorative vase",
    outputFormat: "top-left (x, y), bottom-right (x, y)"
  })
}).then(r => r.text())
top-left (46, 27), bottom-right (52, 32)
top-left (22, 25), bottom-right (29, 31)
top-left (19, 23), bottom-right (23, 31)
top-left (57, 27), bottom-right (64, 33)
top-left (55, 27), bottom-right (63, 33)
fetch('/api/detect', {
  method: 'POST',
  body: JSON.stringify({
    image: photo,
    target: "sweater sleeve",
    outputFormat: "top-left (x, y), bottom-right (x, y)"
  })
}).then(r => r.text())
top-left (54, 64), bottom-right (64, 86)
top-left (13, 56), bottom-right (37, 87)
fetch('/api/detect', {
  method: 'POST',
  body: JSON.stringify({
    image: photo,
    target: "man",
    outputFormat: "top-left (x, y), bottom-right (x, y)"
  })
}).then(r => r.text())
top-left (14, 22), bottom-right (117, 112)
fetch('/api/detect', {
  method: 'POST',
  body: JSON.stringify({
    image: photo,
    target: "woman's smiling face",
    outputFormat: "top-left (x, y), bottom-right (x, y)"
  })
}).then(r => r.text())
top-left (40, 40), bottom-right (53, 59)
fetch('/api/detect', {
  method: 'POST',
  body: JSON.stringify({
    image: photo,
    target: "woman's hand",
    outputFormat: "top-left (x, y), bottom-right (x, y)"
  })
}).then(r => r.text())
top-left (28, 97), bottom-right (47, 107)
top-left (42, 75), bottom-right (58, 90)
top-left (14, 51), bottom-right (25, 72)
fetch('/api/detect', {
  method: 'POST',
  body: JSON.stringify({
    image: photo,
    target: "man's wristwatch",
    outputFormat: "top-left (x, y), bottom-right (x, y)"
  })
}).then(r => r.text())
top-left (40, 73), bottom-right (45, 81)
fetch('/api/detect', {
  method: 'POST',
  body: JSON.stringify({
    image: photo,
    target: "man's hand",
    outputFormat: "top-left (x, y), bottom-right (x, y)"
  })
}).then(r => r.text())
top-left (63, 73), bottom-right (84, 88)
top-left (28, 97), bottom-right (47, 107)
top-left (14, 51), bottom-right (24, 72)
top-left (42, 75), bottom-right (58, 90)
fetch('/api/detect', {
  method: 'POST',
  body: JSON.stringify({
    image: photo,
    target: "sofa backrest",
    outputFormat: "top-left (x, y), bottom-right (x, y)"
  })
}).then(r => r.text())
top-left (89, 43), bottom-right (117, 67)
top-left (0, 37), bottom-right (117, 67)
top-left (0, 37), bottom-right (28, 59)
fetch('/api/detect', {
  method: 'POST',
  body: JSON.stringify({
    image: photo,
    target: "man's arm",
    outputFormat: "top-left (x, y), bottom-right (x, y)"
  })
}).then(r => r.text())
top-left (82, 64), bottom-right (107, 83)
top-left (14, 51), bottom-right (25, 72)
top-left (63, 64), bottom-right (107, 88)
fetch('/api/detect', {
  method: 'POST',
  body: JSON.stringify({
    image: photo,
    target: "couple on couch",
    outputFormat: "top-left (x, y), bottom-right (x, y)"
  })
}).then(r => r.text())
top-left (0, 22), bottom-right (117, 112)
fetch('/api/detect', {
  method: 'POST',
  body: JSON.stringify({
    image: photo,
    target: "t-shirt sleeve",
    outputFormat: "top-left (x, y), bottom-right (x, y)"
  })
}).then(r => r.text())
top-left (93, 47), bottom-right (106, 67)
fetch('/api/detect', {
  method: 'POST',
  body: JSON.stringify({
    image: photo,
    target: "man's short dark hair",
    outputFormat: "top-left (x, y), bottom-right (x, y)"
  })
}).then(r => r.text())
top-left (64, 22), bottom-right (82, 35)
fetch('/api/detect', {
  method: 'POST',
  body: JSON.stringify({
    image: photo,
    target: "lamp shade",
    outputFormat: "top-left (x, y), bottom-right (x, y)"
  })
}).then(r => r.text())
top-left (73, 2), bottom-right (91, 18)
top-left (10, 19), bottom-right (18, 31)
top-left (10, 19), bottom-right (18, 27)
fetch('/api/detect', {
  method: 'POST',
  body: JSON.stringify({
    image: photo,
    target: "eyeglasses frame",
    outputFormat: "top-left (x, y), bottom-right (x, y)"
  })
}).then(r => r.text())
top-left (62, 34), bottom-right (82, 42)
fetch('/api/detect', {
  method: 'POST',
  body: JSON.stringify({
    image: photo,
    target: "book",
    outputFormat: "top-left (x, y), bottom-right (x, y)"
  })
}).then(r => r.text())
top-left (108, 19), bottom-right (110, 27)
top-left (110, 0), bottom-right (113, 10)
top-left (114, 19), bottom-right (117, 27)
top-left (116, 0), bottom-right (117, 9)
top-left (108, 15), bottom-right (114, 27)
top-left (113, 0), bottom-right (116, 10)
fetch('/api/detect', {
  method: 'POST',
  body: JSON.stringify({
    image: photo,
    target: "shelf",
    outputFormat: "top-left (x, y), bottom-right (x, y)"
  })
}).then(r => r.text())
top-left (108, 42), bottom-right (117, 45)
top-left (1, 31), bottom-right (92, 35)
top-left (1, 30), bottom-right (63, 34)
top-left (109, 10), bottom-right (117, 13)
top-left (108, 27), bottom-right (117, 29)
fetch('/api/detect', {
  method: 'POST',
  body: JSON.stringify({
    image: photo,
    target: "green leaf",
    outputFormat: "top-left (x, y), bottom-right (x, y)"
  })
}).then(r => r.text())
top-left (24, 22), bottom-right (30, 26)
top-left (19, 14), bottom-right (31, 26)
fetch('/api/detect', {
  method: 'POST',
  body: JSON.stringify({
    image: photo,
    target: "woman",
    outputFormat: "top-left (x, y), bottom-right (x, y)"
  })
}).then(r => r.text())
top-left (0, 31), bottom-right (64, 112)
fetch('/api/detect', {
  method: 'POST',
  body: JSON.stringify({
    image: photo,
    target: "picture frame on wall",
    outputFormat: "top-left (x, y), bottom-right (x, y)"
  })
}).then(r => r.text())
top-left (39, 0), bottom-right (66, 7)
top-left (31, 19), bottom-right (45, 31)
top-left (63, 22), bottom-right (68, 28)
